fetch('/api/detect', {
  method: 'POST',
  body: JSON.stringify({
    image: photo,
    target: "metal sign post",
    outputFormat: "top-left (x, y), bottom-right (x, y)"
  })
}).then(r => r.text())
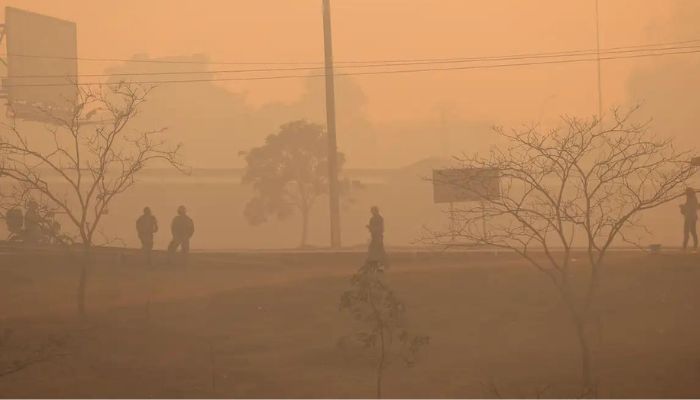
top-left (2, 7), bottom-right (78, 122)
top-left (480, 200), bottom-right (487, 237)
top-left (449, 201), bottom-right (455, 243)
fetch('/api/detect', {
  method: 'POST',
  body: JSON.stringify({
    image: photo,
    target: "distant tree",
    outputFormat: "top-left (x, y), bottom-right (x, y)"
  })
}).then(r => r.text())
top-left (340, 261), bottom-right (429, 398)
top-left (0, 83), bottom-right (185, 317)
top-left (241, 120), bottom-right (346, 247)
top-left (425, 107), bottom-right (696, 394)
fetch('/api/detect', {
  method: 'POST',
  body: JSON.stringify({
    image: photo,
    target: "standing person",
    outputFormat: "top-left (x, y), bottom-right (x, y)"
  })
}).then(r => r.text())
top-left (136, 207), bottom-right (159, 265)
top-left (366, 206), bottom-right (386, 264)
top-left (680, 188), bottom-right (698, 251)
top-left (168, 205), bottom-right (195, 264)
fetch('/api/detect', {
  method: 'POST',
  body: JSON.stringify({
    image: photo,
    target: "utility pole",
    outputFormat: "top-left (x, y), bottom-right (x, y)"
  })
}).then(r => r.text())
top-left (322, 0), bottom-right (342, 248)
top-left (594, 0), bottom-right (603, 123)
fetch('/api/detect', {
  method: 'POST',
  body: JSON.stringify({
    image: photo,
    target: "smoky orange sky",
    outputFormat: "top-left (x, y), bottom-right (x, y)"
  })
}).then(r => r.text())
top-left (1, 1), bottom-right (698, 167)
top-left (1, 1), bottom-right (700, 248)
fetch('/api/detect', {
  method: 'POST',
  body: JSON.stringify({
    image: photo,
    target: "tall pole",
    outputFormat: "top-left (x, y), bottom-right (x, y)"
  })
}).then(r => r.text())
top-left (322, 0), bottom-right (342, 248)
top-left (594, 0), bottom-right (603, 123)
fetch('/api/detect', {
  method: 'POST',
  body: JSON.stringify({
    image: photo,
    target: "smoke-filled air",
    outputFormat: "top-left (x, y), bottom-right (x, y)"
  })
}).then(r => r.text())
top-left (1, 1), bottom-right (700, 398)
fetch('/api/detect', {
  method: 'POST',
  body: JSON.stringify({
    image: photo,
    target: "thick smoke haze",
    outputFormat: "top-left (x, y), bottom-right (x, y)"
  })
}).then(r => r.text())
top-left (1, 0), bottom-right (693, 169)
top-left (629, 0), bottom-right (700, 151)
top-left (1, 1), bottom-right (699, 249)
top-left (4, 2), bottom-right (700, 399)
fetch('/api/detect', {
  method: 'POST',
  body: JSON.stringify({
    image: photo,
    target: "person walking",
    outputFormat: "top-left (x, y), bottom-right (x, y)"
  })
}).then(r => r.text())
top-left (168, 205), bottom-right (195, 264)
top-left (680, 188), bottom-right (698, 251)
top-left (136, 207), bottom-right (159, 264)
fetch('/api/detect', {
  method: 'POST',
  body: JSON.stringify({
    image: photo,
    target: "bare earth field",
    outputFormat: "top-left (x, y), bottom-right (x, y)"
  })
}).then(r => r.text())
top-left (1, 248), bottom-right (700, 398)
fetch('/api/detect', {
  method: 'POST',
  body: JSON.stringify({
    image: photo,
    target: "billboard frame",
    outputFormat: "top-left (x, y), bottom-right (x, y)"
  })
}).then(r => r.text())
top-left (432, 167), bottom-right (500, 204)
top-left (432, 167), bottom-right (500, 243)
top-left (2, 7), bottom-right (78, 123)
top-left (0, 23), bottom-right (6, 100)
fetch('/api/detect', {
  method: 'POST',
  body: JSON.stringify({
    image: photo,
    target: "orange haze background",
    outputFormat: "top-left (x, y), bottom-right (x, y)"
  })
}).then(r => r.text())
top-left (1, 1), bottom-right (700, 249)
top-left (2, 1), bottom-right (698, 168)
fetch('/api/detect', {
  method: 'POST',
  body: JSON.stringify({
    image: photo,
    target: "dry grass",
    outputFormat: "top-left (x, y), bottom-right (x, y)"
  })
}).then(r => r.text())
top-left (0, 249), bottom-right (699, 398)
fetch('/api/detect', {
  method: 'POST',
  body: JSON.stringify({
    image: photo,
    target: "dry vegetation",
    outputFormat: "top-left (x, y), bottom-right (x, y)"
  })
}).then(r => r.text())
top-left (0, 249), bottom-right (699, 398)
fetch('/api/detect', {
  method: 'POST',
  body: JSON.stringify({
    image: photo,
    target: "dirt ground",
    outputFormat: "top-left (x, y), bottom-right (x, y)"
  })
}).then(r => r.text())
top-left (1, 248), bottom-right (700, 398)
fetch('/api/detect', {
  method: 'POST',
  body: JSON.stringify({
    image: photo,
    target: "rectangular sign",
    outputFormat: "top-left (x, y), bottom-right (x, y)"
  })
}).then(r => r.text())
top-left (5, 7), bottom-right (78, 122)
top-left (433, 168), bottom-right (500, 203)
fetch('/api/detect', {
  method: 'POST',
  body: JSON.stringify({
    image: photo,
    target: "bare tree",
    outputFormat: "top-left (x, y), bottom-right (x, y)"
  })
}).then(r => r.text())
top-left (425, 107), bottom-right (695, 393)
top-left (0, 83), bottom-right (185, 317)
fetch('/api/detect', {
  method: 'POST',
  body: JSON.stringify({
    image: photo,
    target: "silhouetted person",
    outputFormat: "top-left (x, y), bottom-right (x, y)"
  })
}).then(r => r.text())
top-left (680, 188), bottom-right (698, 251)
top-left (168, 205), bottom-right (194, 263)
top-left (136, 207), bottom-right (159, 264)
top-left (24, 201), bottom-right (42, 244)
top-left (367, 206), bottom-right (386, 263)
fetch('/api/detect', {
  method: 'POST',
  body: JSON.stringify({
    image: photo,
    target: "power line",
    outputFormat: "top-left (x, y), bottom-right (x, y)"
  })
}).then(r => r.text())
top-left (2, 37), bottom-right (700, 68)
top-left (0, 53), bottom-right (322, 66)
top-left (4, 46), bottom-right (700, 88)
top-left (333, 38), bottom-right (700, 65)
top-left (595, 0), bottom-right (604, 123)
top-left (7, 42), bottom-right (700, 80)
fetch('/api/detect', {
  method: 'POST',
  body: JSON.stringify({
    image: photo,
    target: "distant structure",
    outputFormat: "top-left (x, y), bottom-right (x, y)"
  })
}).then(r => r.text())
top-left (1, 7), bottom-right (78, 123)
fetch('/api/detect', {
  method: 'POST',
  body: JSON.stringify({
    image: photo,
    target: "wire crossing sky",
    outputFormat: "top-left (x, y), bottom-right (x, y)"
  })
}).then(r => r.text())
top-left (5, 41), bottom-right (700, 87)
top-left (1, 0), bottom-right (697, 125)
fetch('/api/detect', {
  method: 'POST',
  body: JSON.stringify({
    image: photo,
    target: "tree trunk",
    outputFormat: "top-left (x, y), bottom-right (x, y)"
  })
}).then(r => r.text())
top-left (300, 208), bottom-right (309, 248)
top-left (581, 263), bottom-right (604, 397)
top-left (559, 284), bottom-right (595, 395)
top-left (585, 263), bottom-right (602, 314)
top-left (77, 245), bottom-right (92, 318)
top-left (573, 317), bottom-right (594, 395)
top-left (208, 340), bottom-right (217, 393)
top-left (376, 327), bottom-right (385, 399)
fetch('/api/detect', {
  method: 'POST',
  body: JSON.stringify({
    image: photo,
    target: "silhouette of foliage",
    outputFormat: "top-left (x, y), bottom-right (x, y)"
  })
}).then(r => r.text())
top-left (0, 197), bottom-right (75, 246)
top-left (241, 120), bottom-right (346, 247)
top-left (340, 261), bottom-right (429, 398)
